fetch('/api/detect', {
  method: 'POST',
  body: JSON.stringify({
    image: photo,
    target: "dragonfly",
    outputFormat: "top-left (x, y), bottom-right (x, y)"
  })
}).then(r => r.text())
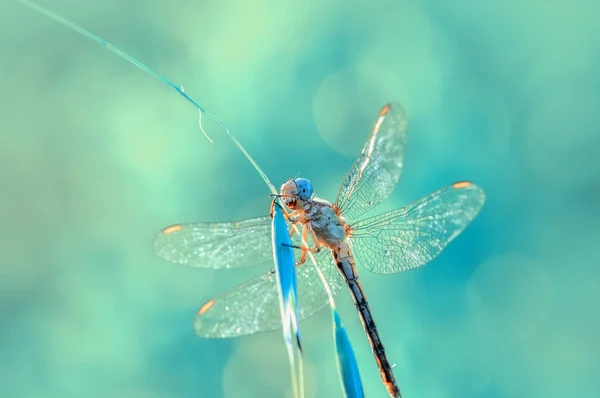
top-left (154, 103), bottom-right (486, 397)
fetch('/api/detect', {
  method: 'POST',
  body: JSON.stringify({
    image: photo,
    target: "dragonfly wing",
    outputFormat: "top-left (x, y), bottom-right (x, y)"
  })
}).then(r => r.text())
top-left (194, 251), bottom-right (344, 338)
top-left (336, 103), bottom-right (408, 221)
top-left (153, 216), bottom-right (274, 269)
top-left (350, 182), bottom-right (485, 274)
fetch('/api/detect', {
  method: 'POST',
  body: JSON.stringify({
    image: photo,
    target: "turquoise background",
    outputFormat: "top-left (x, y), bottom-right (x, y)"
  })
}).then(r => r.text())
top-left (1, 0), bottom-right (599, 397)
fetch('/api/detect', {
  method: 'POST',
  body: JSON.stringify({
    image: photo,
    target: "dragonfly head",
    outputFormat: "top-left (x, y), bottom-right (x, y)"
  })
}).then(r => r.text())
top-left (279, 178), bottom-right (313, 209)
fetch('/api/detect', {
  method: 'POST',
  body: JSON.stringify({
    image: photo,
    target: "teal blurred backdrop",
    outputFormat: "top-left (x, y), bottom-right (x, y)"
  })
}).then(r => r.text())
top-left (1, 0), bottom-right (599, 397)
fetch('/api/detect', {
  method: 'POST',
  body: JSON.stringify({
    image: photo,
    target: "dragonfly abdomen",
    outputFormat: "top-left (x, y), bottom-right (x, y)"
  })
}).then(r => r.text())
top-left (333, 243), bottom-right (402, 398)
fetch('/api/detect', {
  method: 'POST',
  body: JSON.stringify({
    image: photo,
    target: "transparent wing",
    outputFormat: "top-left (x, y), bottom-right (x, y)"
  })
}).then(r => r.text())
top-left (350, 182), bottom-right (485, 274)
top-left (153, 216), bottom-right (274, 269)
top-left (194, 251), bottom-right (344, 337)
top-left (336, 103), bottom-right (408, 221)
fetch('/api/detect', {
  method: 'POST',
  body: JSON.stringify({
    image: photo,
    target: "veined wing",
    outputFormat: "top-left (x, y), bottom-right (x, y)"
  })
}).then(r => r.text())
top-left (194, 251), bottom-right (344, 337)
top-left (350, 182), bottom-right (485, 274)
top-left (336, 103), bottom-right (408, 221)
top-left (154, 216), bottom-right (275, 269)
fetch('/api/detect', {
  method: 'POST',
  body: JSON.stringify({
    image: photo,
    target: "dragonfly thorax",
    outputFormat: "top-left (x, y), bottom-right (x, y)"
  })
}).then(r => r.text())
top-left (287, 197), bottom-right (348, 249)
top-left (307, 199), bottom-right (348, 248)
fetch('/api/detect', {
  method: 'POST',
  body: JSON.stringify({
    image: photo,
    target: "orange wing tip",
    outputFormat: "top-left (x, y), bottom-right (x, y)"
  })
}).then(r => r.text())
top-left (453, 181), bottom-right (472, 189)
top-left (198, 300), bottom-right (215, 315)
top-left (379, 104), bottom-right (391, 116)
top-left (161, 224), bottom-right (182, 234)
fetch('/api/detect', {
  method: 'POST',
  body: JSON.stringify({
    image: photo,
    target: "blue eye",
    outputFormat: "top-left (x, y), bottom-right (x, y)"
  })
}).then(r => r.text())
top-left (294, 178), bottom-right (313, 200)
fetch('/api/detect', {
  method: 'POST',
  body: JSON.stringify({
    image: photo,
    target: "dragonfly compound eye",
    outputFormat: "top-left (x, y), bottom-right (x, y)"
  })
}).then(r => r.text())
top-left (294, 178), bottom-right (313, 201)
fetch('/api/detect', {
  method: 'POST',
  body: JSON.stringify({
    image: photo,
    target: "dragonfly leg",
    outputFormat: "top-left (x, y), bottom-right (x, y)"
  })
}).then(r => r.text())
top-left (296, 224), bottom-right (322, 266)
top-left (280, 242), bottom-right (318, 266)
top-left (281, 243), bottom-right (321, 253)
top-left (306, 223), bottom-right (322, 253)
top-left (269, 199), bottom-right (297, 222)
top-left (281, 224), bottom-right (321, 266)
top-left (297, 225), bottom-right (310, 265)
top-left (286, 211), bottom-right (303, 238)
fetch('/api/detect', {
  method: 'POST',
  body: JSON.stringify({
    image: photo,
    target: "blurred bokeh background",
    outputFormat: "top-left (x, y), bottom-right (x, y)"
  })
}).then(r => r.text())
top-left (1, 0), bottom-right (599, 397)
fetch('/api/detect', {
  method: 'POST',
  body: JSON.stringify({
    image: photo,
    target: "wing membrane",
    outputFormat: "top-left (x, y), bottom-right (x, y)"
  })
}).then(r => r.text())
top-left (336, 103), bottom-right (408, 221)
top-left (350, 182), bottom-right (485, 274)
top-left (194, 251), bottom-right (344, 337)
top-left (153, 216), bottom-right (274, 269)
